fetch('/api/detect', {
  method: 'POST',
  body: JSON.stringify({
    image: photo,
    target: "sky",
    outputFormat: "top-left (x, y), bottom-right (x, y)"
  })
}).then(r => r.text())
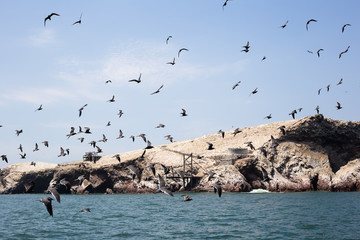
top-left (0, 1), bottom-right (359, 168)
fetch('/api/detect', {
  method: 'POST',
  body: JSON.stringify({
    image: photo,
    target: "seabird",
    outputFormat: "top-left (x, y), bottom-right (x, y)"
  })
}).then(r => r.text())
top-left (151, 85), bottom-right (164, 95)
top-left (280, 20), bottom-right (288, 29)
top-left (137, 134), bottom-right (147, 143)
top-left (156, 123), bottom-right (165, 128)
top-left (178, 48), bottom-right (189, 57)
top-left (44, 13), bottom-right (60, 27)
top-left (149, 163), bottom-right (156, 176)
top-left (1, 155), bottom-right (8, 163)
top-left (20, 153), bottom-right (26, 159)
top-left (245, 141), bottom-right (255, 150)
top-left (342, 23), bottom-right (351, 33)
top-left (180, 108), bottom-right (188, 117)
top-left (218, 129), bottom-right (225, 138)
top-left (78, 104), bottom-right (88, 117)
top-left (212, 182), bottom-right (222, 197)
top-left (250, 88), bottom-right (258, 96)
top-left (38, 197), bottom-right (54, 216)
top-left (145, 140), bottom-right (154, 149)
top-left (79, 208), bottom-right (91, 212)
top-left (279, 126), bottom-right (286, 135)
top-left (182, 194), bottom-right (192, 202)
top-left (306, 19), bottom-right (317, 31)
top-left (166, 35), bottom-right (172, 44)
top-left (339, 46), bottom-right (350, 59)
top-left (48, 187), bottom-right (61, 203)
top-left (60, 178), bottom-right (71, 191)
top-left (207, 142), bottom-right (215, 150)
top-left (128, 73), bottom-right (142, 83)
top-left (18, 144), bottom-right (23, 152)
top-left (127, 165), bottom-right (141, 182)
top-left (337, 78), bottom-right (343, 85)
top-left (264, 114), bottom-right (272, 119)
top-left (118, 110), bottom-right (124, 118)
top-left (24, 181), bottom-right (35, 193)
top-left (66, 127), bottom-right (76, 139)
top-left (315, 105), bottom-right (320, 114)
top-left (232, 81), bottom-right (241, 90)
top-left (207, 170), bottom-right (216, 181)
top-left (113, 154), bottom-right (121, 162)
top-left (35, 104), bottom-right (43, 111)
top-left (15, 129), bottom-right (23, 136)
top-left (242, 41), bottom-right (250, 53)
top-left (289, 110), bottom-right (297, 119)
top-left (317, 49), bottom-right (324, 58)
top-left (42, 141), bottom-right (49, 147)
top-left (33, 143), bottom-right (39, 152)
top-left (160, 164), bottom-right (170, 175)
top-left (158, 174), bottom-right (173, 196)
top-left (130, 135), bottom-right (135, 142)
top-left (107, 95), bottom-right (115, 102)
top-left (232, 128), bottom-right (241, 136)
top-left (72, 13), bottom-right (82, 25)
top-left (336, 102), bottom-right (342, 110)
top-left (167, 58), bottom-right (175, 65)
top-left (117, 129), bottom-right (125, 139)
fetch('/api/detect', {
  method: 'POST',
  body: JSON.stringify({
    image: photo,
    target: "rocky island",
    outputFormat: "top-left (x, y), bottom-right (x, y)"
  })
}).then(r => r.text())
top-left (1, 114), bottom-right (359, 195)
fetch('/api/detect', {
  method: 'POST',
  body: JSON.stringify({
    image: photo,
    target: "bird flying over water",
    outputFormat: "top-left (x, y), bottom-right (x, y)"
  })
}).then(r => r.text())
top-left (44, 13), bottom-right (60, 27)
top-left (158, 174), bottom-right (173, 196)
top-left (38, 197), bottom-right (54, 216)
top-left (212, 182), bottom-right (222, 197)
top-left (306, 19), bottom-right (317, 31)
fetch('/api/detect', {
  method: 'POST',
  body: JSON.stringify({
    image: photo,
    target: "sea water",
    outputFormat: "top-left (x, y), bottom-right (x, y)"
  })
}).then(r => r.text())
top-left (0, 192), bottom-right (359, 239)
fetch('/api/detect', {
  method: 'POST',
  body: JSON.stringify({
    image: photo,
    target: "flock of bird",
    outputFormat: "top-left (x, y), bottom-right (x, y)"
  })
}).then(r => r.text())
top-left (0, 3), bottom-right (356, 216)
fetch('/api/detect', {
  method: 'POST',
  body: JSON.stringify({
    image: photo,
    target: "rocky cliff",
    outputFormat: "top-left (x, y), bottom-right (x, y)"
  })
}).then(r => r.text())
top-left (1, 114), bottom-right (359, 194)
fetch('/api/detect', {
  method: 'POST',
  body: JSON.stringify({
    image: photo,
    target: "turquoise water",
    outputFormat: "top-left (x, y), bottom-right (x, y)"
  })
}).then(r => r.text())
top-left (0, 192), bottom-right (359, 239)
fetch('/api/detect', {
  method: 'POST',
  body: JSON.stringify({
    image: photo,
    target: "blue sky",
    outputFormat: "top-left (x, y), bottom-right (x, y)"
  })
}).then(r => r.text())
top-left (1, 1), bottom-right (359, 168)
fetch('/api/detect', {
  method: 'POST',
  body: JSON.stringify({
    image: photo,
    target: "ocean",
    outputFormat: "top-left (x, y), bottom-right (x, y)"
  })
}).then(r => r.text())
top-left (0, 191), bottom-right (359, 239)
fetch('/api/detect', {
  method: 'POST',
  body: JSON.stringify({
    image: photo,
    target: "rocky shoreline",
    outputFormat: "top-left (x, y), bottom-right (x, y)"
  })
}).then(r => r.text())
top-left (1, 114), bottom-right (359, 195)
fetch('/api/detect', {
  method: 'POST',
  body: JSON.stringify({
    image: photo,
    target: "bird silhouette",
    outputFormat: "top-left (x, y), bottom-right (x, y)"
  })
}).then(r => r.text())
top-left (280, 20), bottom-right (288, 29)
top-left (18, 144), bottom-right (23, 152)
top-left (289, 110), bottom-right (297, 119)
top-left (107, 95), bottom-right (115, 102)
top-left (33, 143), bottom-right (39, 152)
top-left (318, 88), bottom-right (322, 95)
top-left (35, 104), bottom-right (43, 111)
top-left (117, 129), bottom-right (125, 139)
top-left (326, 84), bottom-right (330, 92)
top-left (137, 134), bottom-right (147, 143)
top-left (130, 135), bottom-right (135, 142)
top-left (342, 24), bottom-right (351, 33)
top-left (20, 152), bottom-right (27, 159)
top-left (232, 81), bottom-right (241, 90)
top-left (166, 58), bottom-right (175, 65)
top-left (66, 127), bottom-right (76, 139)
top-left (336, 102), bottom-right (342, 110)
top-left (151, 85), bottom-right (164, 95)
top-left (181, 108), bottom-right (188, 117)
top-left (339, 46), bottom-right (350, 59)
top-left (1, 155), bottom-right (8, 163)
top-left (232, 128), bottom-right (241, 136)
top-left (207, 142), bottom-right (215, 150)
top-left (166, 35), bottom-right (172, 44)
top-left (44, 13), bottom-right (60, 27)
top-left (15, 129), bottom-right (23, 136)
top-left (128, 73), bottom-right (142, 83)
top-left (72, 13), bottom-right (82, 25)
top-left (113, 154), bottom-right (121, 162)
top-left (279, 126), bottom-right (286, 135)
top-left (265, 114), bottom-right (272, 119)
top-left (78, 104), bottom-right (88, 117)
top-left (242, 41), bottom-right (250, 53)
top-left (315, 105), bottom-right (320, 114)
top-left (245, 141), bottom-right (255, 150)
top-left (178, 48), bottom-right (189, 57)
top-left (145, 140), bottom-right (154, 149)
top-left (337, 78), bottom-right (343, 85)
top-left (218, 129), bottom-right (225, 138)
top-left (250, 88), bottom-right (258, 96)
top-left (317, 49), bottom-right (324, 57)
top-left (156, 123), bottom-right (165, 128)
top-left (306, 19), bottom-right (317, 31)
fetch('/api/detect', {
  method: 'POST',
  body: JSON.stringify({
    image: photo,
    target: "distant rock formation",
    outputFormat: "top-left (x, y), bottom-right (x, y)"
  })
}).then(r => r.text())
top-left (1, 114), bottom-right (359, 194)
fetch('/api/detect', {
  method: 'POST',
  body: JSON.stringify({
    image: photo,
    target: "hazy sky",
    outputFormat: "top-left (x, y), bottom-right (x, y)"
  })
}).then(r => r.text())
top-left (1, 1), bottom-right (359, 168)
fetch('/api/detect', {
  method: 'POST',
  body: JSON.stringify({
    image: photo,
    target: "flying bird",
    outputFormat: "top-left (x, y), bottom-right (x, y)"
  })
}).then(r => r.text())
top-left (48, 187), bottom-right (61, 203)
top-left (337, 78), bottom-right (343, 85)
top-left (317, 49), bottom-right (324, 57)
top-left (178, 48), bottom-right (189, 57)
top-left (166, 58), bottom-right (175, 65)
top-left (241, 41), bottom-right (250, 53)
top-left (232, 81), bottom-right (241, 90)
top-left (156, 123), bottom-right (165, 128)
top-left (245, 141), bottom-right (255, 150)
top-left (250, 88), bottom-right (258, 96)
top-left (113, 154), bottom-right (121, 162)
top-left (72, 13), bottom-right (82, 25)
top-left (212, 182), bottom-right (222, 197)
top-left (279, 125), bottom-right (286, 135)
top-left (44, 13), bottom-right (60, 27)
top-left (130, 135), bottom-right (135, 142)
top-left (207, 142), bottom-right (214, 150)
top-left (107, 95), bottom-right (115, 102)
top-left (336, 102), bottom-right (342, 110)
top-left (289, 110), bottom-right (297, 119)
top-left (326, 84), bottom-right (330, 92)
top-left (222, 0), bottom-right (231, 10)
top-left (35, 104), bottom-right (43, 111)
top-left (306, 19), bottom-right (317, 31)
top-left (280, 20), bottom-right (288, 29)
top-left (166, 35), bottom-right (172, 44)
top-left (218, 129), bottom-right (225, 138)
top-left (19, 153), bottom-right (26, 159)
top-left (18, 144), bottom-right (23, 152)
top-left (78, 104), bottom-right (88, 117)
top-left (38, 197), bottom-right (54, 216)
top-left (232, 128), bottom-right (241, 136)
top-left (261, 56), bottom-right (266, 61)
top-left (1, 155), bottom-right (8, 163)
top-left (315, 105), bottom-right (320, 114)
top-left (15, 129), bottom-right (23, 136)
top-left (158, 174), bottom-right (173, 196)
top-left (307, 50), bottom-right (314, 54)
top-left (145, 140), bottom-right (154, 149)
top-left (151, 85), bottom-right (164, 95)
top-left (342, 24), bottom-right (351, 33)
top-left (128, 73), bottom-right (142, 83)
top-left (58, 147), bottom-right (66, 157)
top-left (118, 109), bottom-right (124, 118)
top-left (264, 114), bottom-right (272, 119)
top-left (117, 129), bottom-right (125, 139)
top-left (127, 165), bottom-right (141, 182)
top-left (181, 108), bottom-right (188, 117)
top-left (318, 88), bottom-right (322, 95)
top-left (339, 46), bottom-right (350, 59)
top-left (105, 80), bottom-right (112, 84)
top-left (66, 127), bottom-right (76, 139)
top-left (33, 143), bottom-right (39, 152)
